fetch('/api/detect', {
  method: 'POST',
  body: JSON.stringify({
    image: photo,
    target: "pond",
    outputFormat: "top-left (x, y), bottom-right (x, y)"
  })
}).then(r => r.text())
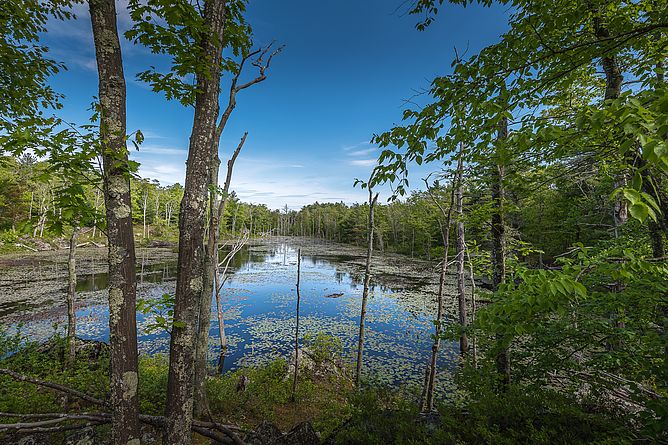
top-left (0, 238), bottom-right (461, 391)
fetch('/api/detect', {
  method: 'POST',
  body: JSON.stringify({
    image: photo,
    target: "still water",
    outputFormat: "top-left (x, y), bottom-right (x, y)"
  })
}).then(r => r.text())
top-left (8, 241), bottom-right (459, 388)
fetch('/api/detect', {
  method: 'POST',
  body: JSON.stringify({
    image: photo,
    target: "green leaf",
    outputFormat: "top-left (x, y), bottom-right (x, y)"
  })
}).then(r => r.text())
top-left (629, 203), bottom-right (649, 222)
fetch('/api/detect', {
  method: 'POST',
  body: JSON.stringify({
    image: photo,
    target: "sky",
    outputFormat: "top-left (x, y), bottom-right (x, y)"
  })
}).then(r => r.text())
top-left (44, 0), bottom-right (510, 209)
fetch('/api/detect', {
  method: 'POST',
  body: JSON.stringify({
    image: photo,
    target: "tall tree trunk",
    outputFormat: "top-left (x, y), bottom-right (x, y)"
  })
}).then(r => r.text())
top-left (641, 60), bottom-right (668, 257)
top-left (142, 192), bottom-right (147, 239)
top-left (422, 166), bottom-right (457, 412)
top-left (465, 243), bottom-right (478, 367)
top-left (215, 262), bottom-right (227, 372)
top-left (193, 150), bottom-right (221, 420)
top-left (355, 187), bottom-right (378, 386)
top-left (164, 0), bottom-right (227, 442)
top-left (194, 133), bottom-right (245, 417)
top-left (66, 226), bottom-right (80, 367)
top-left (455, 152), bottom-right (468, 356)
top-left (89, 1), bottom-right (140, 443)
top-left (92, 190), bottom-right (100, 239)
top-left (291, 249), bottom-right (302, 402)
top-left (492, 117), bottom-right (510, 386)
top-left (591, 5), bottom-right (627, 232)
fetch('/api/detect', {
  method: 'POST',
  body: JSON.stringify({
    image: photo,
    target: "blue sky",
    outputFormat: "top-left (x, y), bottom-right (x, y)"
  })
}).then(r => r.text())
top-left (44, 0), bottom-right (509, 209)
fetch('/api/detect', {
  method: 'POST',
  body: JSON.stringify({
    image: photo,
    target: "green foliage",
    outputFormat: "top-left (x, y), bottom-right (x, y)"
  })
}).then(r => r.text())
top-left (0, 325), bottom-right (23, 358)
top-left (137, 293), bottom-right (180, 332)
top-left (0, 0), bottom-right (73, 131)
top-left (208, 359), bottom-right (291, 419)
top-left (373, 0), bottom-right (667, 219)
top-left (335, 385), bottom-right (632, 444)
top-left (125, 0), bottom-right (253, 106)
top-left (0, 335), bottom-right (110, 415)
top-left (303, 332), bottom-right (343, 369)
top-left (138, 355), bottom-right (170, 415)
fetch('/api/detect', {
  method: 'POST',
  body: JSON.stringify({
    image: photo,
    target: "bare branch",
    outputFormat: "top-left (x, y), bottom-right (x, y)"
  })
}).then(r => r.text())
top-left (0, 368), bottom-right (107, 406)
top-left (216, 43), bottom-right (284, 139)
top-left (0, 411), bottom-right (246, 444)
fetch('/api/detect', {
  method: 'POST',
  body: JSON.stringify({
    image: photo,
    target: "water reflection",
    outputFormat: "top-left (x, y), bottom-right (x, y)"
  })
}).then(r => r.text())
top-left (10, 241), bottom-right (458, 387)
top-left (75, 254), bottom-right (177, 292)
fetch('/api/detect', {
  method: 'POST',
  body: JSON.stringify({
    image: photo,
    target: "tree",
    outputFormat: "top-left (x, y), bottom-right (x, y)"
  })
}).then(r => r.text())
top-left (194, 131), bottom-right (246, 416)
top-left (454, 147), bottom-right (468, 357)
top-left (354, 176), bottom-right (379, 386)
top-left (421, 172), bottom-right (455, 412)
top-left (89, 0), bottom-right (141, 442)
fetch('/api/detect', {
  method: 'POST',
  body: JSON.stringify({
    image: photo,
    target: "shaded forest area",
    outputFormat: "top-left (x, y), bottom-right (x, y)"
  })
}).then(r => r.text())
top-left (1, 0), bottom-right (667, 444)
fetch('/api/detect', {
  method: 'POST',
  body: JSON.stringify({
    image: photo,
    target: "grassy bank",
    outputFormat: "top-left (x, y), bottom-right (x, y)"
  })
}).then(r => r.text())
top-left (0, 332), bottom-right (636, 445)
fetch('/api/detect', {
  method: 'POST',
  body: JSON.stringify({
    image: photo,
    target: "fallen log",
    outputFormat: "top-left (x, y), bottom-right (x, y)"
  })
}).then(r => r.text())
top-left (0, 370), bottom-right (246, 444)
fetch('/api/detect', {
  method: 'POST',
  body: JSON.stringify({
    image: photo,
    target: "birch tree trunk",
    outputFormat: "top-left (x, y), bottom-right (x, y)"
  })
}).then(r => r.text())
top-left (89, 0), bottom-right (141, 443)
top-left (142, 191), bottom-right (147, 239)
top-left (422, 171), bottom-right (456, 412)
top-left (493, 117), bottom-right (510, 386)
top-left (164, 0), bottom-right (227, 442)
top-left (355, 187), bottom-right (378, 386)
top-left (455, 152), bottom-right (468, 356)
top-left (66, 226), bottom-right (79, 367)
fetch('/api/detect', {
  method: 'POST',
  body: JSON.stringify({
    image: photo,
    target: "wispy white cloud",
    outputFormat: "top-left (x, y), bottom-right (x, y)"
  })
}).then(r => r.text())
top-left (137, 145), bottom-right (187, 156)
top-left (136, 163), bottom-right (184, 185)
top-left (140, 130), bottom-right (170, 140)
top-left (348, 147), bottom-right (377, 157)
top-left (348, 159), bottom-right (376, 167)
top-left (342, 141), bottom-right (371, 151)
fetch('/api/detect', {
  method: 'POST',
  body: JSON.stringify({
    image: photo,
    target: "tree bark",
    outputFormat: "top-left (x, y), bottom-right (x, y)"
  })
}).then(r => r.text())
top-left (422, 168), bottom-right (456, 412)
top-left (66, 226), bottom-right (79, 367)
top-left (194, 133), bottom-right (245, 417)
top-left (142, 190), bottom-right (148, 239)
top-left (89, 0), bottom-right (140, 443)
top-left (492, 117), bottom-right (510, 386)
top-left (591, 5), bottom-right (628, 232)
top-left (164, 0), bottom-right (227, 442)
top-left (355, 187), bottom-right (378, 386)
top-left (215, 262), bottom-right (227, 373)
top-left (455, 151), bottom-right (468, 356)
top-left (291, 249), bottom-right (302, 402)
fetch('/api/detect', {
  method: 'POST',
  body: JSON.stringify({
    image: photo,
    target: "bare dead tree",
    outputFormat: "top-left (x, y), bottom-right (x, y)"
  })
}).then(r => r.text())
top-left (421, 169), bottom-right (456, 412)
top-left (355, 178), bottom-right (379, 386)
top-left (455, 147), bottom-right (468, 357)
top-left (493, 116), bottom-right (510, 386)
top-left (291, 249), bottom-right (302, 402)
top-left (194, 132), bottom-right (247, 416)
top-left (216, 44), bottom-right (284, 140)
top-left (465, 243), bottom-right (478, 367)
top-left (66, 226), bottom-right (80, 367)
top-left (214, 230), bottom-right (250, 373)
top-left (195, 41), bottom-right (281, 417)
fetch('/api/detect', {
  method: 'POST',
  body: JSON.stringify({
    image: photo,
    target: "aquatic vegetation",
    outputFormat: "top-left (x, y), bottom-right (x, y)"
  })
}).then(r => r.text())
top-left (1, 240), bottom-right (462, 391)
